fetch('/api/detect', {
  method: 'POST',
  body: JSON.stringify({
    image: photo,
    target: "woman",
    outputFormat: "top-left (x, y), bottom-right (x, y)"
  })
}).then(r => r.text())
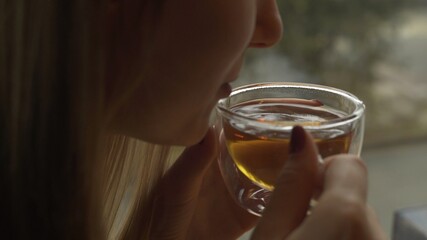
top-left (1, 0), bottom-right (386, 239)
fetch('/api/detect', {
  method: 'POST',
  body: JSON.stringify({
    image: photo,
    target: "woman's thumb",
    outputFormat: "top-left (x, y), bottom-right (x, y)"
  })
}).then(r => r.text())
top-left (150, 128), bottom-right (218, 239)
top-left (252, 126), bottom-right (319, 240)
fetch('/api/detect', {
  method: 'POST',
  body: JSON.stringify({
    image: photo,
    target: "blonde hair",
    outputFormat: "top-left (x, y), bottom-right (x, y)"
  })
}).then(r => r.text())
top-left (0, 0), bottom-right (174, 239)
top-left (103, 138), bottom-right (182, 239)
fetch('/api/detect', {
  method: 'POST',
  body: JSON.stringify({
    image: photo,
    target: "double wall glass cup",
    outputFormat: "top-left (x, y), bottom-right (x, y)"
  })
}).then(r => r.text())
top-left (215, 82), bottom-right (365, 216)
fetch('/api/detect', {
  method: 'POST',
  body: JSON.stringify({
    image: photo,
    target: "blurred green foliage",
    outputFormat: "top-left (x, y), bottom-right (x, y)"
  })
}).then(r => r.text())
top-left (248, 0), bottom-right (427, 146)
top-left (276, 0), bottom-right (420, 86)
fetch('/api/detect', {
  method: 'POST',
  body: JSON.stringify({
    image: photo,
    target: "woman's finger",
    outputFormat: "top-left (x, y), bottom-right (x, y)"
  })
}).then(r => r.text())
top-left (367, 205), bottom-right (389, 239)
top-left (251, 126), bottom-right (319, 240)
top-left (288, 155), bottom-right (379, 240)
top-left (150, 128), bottom-right (218, 239)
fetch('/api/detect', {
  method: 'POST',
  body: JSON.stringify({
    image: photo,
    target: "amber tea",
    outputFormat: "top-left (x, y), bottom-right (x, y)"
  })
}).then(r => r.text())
top-left (223, 99), bottom-right (352, 191)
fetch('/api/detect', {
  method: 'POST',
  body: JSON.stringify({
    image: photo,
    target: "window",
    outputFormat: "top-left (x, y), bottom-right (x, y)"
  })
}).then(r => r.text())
top-left (237, 0), bottom-right (427, 238)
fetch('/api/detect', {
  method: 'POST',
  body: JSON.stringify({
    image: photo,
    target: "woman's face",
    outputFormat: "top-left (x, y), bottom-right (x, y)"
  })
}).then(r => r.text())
top-left (108, 0), bottom-right (282, 145)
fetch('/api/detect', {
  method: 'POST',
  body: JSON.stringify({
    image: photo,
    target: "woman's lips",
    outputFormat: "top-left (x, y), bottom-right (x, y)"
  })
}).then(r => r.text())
top-left (218, 83), bottom-right (232, 99)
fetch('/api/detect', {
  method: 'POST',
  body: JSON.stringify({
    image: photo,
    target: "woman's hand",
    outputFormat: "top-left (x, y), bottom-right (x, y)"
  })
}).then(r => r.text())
top-left (149, 127), bottom-right (387, 240)
top-left (251, 126), bottom-right (387, 240)
top-left (149, 128), bottom-right (257, 239)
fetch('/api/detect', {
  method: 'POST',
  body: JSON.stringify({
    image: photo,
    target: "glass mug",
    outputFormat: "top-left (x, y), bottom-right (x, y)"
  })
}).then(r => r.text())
top-left (215, 82), bottom-right (365, 216)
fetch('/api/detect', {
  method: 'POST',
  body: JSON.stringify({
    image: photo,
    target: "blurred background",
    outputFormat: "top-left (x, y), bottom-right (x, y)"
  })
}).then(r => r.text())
top-left (237, 0), bottom-right (427, 238)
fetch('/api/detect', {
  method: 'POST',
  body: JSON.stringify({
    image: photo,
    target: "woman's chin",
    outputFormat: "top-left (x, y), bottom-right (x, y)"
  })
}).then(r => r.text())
top-left (172, 123), bottom-right (211, 146)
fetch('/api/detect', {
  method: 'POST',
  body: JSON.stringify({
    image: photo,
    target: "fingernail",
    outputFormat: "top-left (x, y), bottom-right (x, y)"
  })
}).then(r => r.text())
top-left (290, 126), bottom-right (306, 154)
top-left (311, 99), bottom-right (324, 107)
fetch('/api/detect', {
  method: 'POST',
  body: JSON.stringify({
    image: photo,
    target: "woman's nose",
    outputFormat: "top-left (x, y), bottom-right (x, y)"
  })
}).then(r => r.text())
top-left (250, 0), bottom-right (283, 48)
